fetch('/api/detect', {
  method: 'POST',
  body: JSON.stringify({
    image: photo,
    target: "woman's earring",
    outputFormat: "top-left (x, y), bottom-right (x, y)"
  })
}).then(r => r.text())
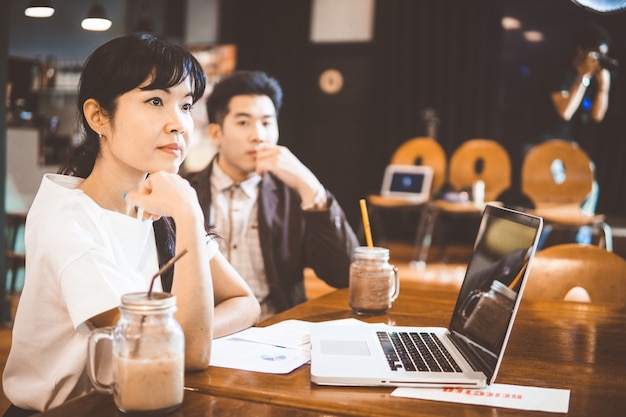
top-left (98, 131), bottom-right (103, 139)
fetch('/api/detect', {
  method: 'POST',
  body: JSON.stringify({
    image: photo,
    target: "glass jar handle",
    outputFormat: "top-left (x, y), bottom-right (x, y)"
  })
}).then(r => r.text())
top-left (389, 265), bottom-right (400, 302)
top-left (459, 290), bottom-right (483, 321)
top-left (87, 326), bottom-right (115, 394)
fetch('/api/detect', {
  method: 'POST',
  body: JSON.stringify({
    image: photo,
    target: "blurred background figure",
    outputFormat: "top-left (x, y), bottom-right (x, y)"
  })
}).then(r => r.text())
top-left (533, 22), bottom-right (617, 234)
top-left (536, 21), bottom-right (614, 155)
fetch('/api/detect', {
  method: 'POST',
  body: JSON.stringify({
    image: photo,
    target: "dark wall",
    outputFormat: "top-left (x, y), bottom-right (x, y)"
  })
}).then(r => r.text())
top-left (219, 0), bottom-right (376, 228)
top-left (218, 0), bottom-right (626, 230)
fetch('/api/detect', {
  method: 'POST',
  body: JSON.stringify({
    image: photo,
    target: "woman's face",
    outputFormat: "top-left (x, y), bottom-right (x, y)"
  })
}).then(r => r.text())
top-left (101, 76), bottom-right (195, 176)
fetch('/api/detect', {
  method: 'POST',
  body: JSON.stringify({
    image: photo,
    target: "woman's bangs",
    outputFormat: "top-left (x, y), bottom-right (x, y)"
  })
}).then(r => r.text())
top-left (142, 54), bottom-right (205, 103)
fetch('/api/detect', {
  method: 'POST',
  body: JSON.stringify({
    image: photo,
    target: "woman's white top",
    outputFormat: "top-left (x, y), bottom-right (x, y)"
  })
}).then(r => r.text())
top-left (2, 174), bottom-right (217, 412)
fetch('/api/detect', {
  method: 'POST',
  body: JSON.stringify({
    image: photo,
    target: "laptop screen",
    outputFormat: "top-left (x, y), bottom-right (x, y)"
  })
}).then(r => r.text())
top-left (380, 165), bottom-right (433, 200)
top-left (389, 171), bottom-right (426, 194)
top-left (448, 205), bottom-right (542, 383)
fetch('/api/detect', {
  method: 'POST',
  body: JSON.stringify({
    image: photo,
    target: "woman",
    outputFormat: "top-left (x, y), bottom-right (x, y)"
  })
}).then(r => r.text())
top-left (2, 33), bottom-right (260, 415)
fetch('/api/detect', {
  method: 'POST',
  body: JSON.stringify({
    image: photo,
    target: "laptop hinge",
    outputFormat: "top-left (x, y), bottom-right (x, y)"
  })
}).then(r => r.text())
top-left (448, 331), bottom-right (495, 378)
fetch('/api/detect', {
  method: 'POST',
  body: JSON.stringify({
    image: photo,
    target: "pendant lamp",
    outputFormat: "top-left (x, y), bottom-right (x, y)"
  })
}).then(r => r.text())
top-left (81, 1), bottom-right (112, 31)
top-left (25, 0), bottom-right (55, 18)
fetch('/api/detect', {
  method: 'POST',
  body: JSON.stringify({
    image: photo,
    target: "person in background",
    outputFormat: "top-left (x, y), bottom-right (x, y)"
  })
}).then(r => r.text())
top-left (2, 34), bottom-right (260, 416)
top-left (534, 21), bottom-right (614, 242)
top-left (541, 22), bottom-right (612, 146)
top-left (186, 70), bottom-right (359, 320)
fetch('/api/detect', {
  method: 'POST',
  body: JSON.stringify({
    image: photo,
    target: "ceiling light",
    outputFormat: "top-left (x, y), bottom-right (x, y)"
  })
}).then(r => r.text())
top-left (81, 1), bottom-right (112, 31)
top-left (25, 0), bottom-right (55, 18)
top-left (501, 17), bottom-right (521, 31)
top-left (523, 31), bottom-right (544, 43)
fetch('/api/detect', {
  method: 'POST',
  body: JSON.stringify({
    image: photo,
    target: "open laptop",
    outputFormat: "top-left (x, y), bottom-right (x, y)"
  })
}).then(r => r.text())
top-left (380, 164), bottom-right (433, 203)
top-left (310, 204), bottom-right (543, 388)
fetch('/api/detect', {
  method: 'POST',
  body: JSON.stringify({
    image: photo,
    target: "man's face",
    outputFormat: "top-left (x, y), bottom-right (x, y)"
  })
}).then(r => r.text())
top-left (210, 94), bottom-right (279, 182)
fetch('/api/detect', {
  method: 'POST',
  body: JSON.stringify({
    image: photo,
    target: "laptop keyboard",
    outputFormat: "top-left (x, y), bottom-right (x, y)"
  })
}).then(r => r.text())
top-left (377, 331), bottom-right (462, 373)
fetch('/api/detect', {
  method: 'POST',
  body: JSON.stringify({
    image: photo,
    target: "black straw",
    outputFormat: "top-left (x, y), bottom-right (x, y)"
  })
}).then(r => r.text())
top-left (147, 249), bottom-right (188, 297)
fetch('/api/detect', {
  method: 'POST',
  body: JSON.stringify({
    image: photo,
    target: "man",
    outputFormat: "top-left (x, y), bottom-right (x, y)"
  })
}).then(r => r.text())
top-left (186, 71), bottom-right (359, 320)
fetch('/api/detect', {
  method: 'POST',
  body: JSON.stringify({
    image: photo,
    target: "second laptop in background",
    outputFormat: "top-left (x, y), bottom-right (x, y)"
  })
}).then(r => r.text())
top-left (380, 164), bottom-right (433, 203)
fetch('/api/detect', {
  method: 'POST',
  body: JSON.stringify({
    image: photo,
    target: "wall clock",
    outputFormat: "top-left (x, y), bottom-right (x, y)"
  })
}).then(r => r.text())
top-left (318, 69), bottom-right (343, 94)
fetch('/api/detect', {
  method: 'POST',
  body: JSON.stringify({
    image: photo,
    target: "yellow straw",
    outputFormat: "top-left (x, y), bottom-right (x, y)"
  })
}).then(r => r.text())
top-left (508, 263), bottom-right (528, 290)
top-left (359, 199), bottom-right (374, 248)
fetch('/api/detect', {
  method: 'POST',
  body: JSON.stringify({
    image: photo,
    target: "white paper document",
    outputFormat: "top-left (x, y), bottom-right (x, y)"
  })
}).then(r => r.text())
top-left (392, 384), bottom-right (570, 413)
top-left (231, 319), bottom-right (312, 349)
top-left (210, 320), bottom-right (311, 374)
top-left (210, 337), bottom-right (310, 374)
top-left (210, 318), bottom-right (369, 374)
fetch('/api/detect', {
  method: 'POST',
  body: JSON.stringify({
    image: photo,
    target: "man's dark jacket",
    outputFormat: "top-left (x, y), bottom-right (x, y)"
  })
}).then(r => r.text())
top-left (186, 157), bottom-right (359, 312)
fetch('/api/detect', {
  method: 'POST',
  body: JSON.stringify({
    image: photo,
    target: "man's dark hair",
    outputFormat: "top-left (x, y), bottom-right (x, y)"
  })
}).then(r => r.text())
top-left (207, 70), bottom-right (283, 125)
top-left (573, 21), bottom-right (611, 51)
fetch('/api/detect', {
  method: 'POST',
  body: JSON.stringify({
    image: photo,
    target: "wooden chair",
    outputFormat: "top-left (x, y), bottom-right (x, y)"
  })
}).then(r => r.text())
top-left (5, 211), bottom-right (27, 294)
top-left (521, 139), bottom-right (612, 250)
top-left (389, 137), bottom-right (447, 195)
top-left (524, 243), bottom-right (626, 304)
top-left (367, 137), bottom-right (447, 209)
top-left (447, 139), bottom-right (511, 202)
top-left (366, 137), bottom-right (447, 267)
top-left (432, 139), bottom-right (512, 262)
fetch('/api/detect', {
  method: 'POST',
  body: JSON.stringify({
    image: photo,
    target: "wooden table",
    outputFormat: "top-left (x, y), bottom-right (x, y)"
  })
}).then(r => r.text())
top-left (187, 281), bottom-right (626, 417)
top-left (37, 281), bottom-right (626, 416)
top-left (33, 389), bottom-right (337, 416)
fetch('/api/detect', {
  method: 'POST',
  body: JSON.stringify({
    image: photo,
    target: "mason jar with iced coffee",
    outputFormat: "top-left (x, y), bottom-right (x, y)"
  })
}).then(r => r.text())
top-left (349, 246), bottom-right (400, 315)
top-left (87, 292), bottom-right (184, 414)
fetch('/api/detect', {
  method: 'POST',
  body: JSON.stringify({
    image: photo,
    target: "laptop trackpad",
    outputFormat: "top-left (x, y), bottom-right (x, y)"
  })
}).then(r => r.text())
top-left (321, 340), bottom-right (370, 356)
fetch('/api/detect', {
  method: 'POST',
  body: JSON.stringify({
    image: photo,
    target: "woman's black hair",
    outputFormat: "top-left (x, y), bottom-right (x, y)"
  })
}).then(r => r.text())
top-left (59, 33), bottom-right (206, 289)
top-left (60, 32), bottom-right (206, 178)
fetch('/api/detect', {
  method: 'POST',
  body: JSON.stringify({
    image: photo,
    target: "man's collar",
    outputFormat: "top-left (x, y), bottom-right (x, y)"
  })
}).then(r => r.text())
top-left (212, 161), bottom-right (261, 198)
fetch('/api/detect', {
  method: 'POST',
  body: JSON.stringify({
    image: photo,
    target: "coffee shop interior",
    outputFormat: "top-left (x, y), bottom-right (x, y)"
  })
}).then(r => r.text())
top-left (2, 0), bottom-right (626, 415)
